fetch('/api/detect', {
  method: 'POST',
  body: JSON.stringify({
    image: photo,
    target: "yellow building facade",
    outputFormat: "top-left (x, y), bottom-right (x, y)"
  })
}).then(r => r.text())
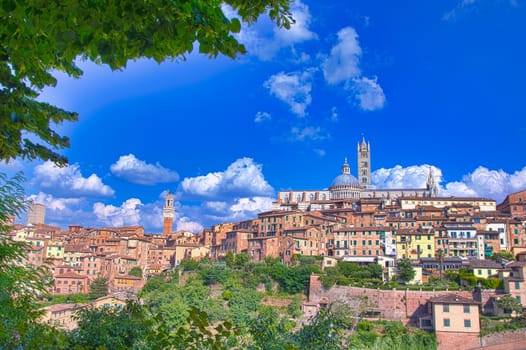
top-left (396, 229), bottom-right (435, 260)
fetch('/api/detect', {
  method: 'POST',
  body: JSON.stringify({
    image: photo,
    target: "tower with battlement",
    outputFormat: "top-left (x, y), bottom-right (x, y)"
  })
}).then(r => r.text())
top-left (163, 192), bottom-right (175, 235)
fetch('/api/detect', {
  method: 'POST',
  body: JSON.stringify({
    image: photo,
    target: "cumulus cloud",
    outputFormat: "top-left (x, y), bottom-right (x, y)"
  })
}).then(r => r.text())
top-left (110, 154), bottom-right (179, 185)
top-left (274, 1), bottom-right (317, 44)
top-left (264, 70), bottom-right (314, 116)
top-left (21, 192), bottom-right (96, 228)
top-left (204, 201), bottom-right (229, 213)
top-left (176, 217), bottom-right (204, 233)
top-left (442, 166), bottom-right (526, 201)
top-left (180, 158), bottom-right (274, 198)
top-left (27, 192), bottom-right (83, 211)
top-left (372, 165), bottom-right (443, 190)
top-left (349, 76), bottom-right (386, 111)
top-left (321, 27), bottom-right (386, 111)
top-left (33, 161), bottom-right (114, 197)
top-left (322, 27), bottom-right (362, 84)
top-left (230, 197), bottom-right (273, 218)
top-left (254, 111), bottom-right (272, 123)
top-left (238, 0), bottom-right (317, 60)
top-left (290, 126), bottom-right (328, 142)
top-left (372, 164), bottom-right (526, 202)
top-left (93, 198), bottom-right (142, 227)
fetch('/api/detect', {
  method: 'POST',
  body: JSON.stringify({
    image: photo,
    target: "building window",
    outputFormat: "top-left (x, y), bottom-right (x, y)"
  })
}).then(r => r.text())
top-left (464, 319), bottom-right (471, 328)
top-left (443, 304), bottom-right (449, 313)
top-left (443, 318), bottom-right (450, 327)
top-left (463, 305), bottom-right (470, 313)
top-left (515, 282), bottom-right (521, 290)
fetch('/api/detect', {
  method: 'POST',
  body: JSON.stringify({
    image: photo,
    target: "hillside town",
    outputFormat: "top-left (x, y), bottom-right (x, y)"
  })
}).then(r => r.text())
top-left (7, 139), bottom-right (526, 349)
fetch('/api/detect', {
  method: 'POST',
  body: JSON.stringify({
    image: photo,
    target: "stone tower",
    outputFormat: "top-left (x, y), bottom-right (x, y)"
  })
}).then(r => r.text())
top-left (357, 136), bottom-right (371, 189)
top-left (163, 192), bottom-right (175, 235)
top-left (426, 167), bottom-right (439, 197)
top-left (27, 203), bottom-right (46, 225)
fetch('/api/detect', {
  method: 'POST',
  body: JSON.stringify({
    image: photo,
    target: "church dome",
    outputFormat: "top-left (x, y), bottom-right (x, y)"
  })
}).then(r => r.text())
top-left (331, 173), bottom-right (360, 188)
top-left (329, 158), bottom-right (362, 200)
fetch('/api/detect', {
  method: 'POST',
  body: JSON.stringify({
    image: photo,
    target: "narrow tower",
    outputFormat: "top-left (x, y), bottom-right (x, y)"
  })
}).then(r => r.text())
top-left (426, 167), bottom-right (439, 197)
top-left (163, 192), bottom-right (175, 235)
top-left (357, 136), bottom-right (371, 189)
top-left (27, 203), bottom-right (46, 225)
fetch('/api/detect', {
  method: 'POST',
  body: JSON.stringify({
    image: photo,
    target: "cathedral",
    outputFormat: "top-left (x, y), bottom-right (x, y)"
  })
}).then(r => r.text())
top-left (272, 137), bottom-right (438, 211)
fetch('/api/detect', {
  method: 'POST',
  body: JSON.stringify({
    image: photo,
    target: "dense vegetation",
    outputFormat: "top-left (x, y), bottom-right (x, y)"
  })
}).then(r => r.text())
top-left (62, 257), bottom-right (437, 349)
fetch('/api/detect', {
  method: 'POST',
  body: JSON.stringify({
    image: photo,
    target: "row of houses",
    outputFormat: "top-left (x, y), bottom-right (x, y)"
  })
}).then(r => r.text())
top-left (8, 190), bottom-right (526, 298)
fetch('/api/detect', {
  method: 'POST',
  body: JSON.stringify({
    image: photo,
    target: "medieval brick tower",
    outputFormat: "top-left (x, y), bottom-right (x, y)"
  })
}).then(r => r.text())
top-left (163, 192), bottom-right (175, 235)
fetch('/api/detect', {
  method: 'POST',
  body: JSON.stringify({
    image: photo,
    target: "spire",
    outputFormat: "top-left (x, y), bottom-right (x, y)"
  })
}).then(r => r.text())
top-left (426, 167), bottom-right (438, 197)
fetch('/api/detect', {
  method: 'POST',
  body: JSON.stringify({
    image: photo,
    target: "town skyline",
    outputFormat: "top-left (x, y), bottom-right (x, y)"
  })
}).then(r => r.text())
top-left (1, 0), bottom-right (525, 232)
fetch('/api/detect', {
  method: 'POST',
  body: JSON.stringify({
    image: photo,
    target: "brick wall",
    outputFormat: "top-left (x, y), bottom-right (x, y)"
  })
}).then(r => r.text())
top-left (436, 332), bottom-right (480, 350)
top-left (480, 329), bottom-right (526, 348)
top-left (309, 275), bottom-right (474, 323)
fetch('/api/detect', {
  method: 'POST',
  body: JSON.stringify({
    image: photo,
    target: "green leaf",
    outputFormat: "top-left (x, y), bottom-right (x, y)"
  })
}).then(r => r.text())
top-left (230, 18), bottom-right (241, 33)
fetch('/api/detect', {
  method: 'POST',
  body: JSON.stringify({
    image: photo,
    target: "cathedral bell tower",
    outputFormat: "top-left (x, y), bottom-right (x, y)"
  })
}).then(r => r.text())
top-left (357, 136), bottom-right (371, 189)
top-left (163, 192), bottom-right (175, 236)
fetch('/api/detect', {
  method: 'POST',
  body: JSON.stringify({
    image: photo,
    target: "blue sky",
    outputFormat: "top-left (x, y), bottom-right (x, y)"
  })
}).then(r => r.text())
top-left (2, 0), bottom-right (526, 232)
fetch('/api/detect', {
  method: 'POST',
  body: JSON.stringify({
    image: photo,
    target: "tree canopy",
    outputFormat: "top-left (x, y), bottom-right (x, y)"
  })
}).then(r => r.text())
top-left (0, 173), bottom-right (63, 348)
top-left (1, 0), bottom-right (293, 165)
top-left (397, 258), bottom-right (415, 284)
top-left (88, 276), bottom-right (108, 300)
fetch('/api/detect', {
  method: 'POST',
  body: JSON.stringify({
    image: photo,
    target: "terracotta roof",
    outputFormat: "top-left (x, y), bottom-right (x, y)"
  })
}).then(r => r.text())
top-left (401, 196), bottom-right (495, 202)
top-left (42, 303), bottom-right (87, 313)
top-left (335, 227), bottom-right (391, 232)
top-left (466, 259), bottom-right (502, 269)
top-left (396, 228), bottom-right (432, 235)
top-left (115, 275), bottom-right (142, 280)
top-left (429, 294), bottom-right (479, 305)
top-left (54, 272), bottom-right (87, 279)
top-left (507, 261), bottom-right (526, 268)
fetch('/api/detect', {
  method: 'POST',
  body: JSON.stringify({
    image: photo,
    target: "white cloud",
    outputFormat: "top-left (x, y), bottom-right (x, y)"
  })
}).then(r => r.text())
top-left (349, 76), bottom-right (386, 111)
top-left (264, 70), bottom-right (314, 116)
top-left (230, 197), bottom-right (273, 218)
top-left (322, 27), bottom-right (362, 85)
top-left (237, 0), bottom-right (317, 60)
top-left (290, 126), bottom-right (328, 142)
top-left (254, 111), bottom-right (272, 123)
top-left (372, 164), bottom-right (526, 202)
top-left (33, 161), bottom-right (114, 197)
top-left (93, 198), bottom-right (142, 227)
top-left (27, 192), bottom-right (83, 211)
top-left (180, 172), bottom-right (223, 197)
top-left (372, 165), bottom-right (443, 190)
top-left (180, 158), bottom-right (274, 198)
top-left (21, 192), bottom-right (95, 228)
top-left (176, 217), bottom-right (204, 233)
top-left (321, 27), bottom-right (386, 112)
top-left (274, 1), bottom-right (317, 44)
top-left (205, 201), bottom-right (229, 213)
top-left (442, 166), bottom-right (526, 201)
top-left (110, 154), bottom-right (179, 185)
